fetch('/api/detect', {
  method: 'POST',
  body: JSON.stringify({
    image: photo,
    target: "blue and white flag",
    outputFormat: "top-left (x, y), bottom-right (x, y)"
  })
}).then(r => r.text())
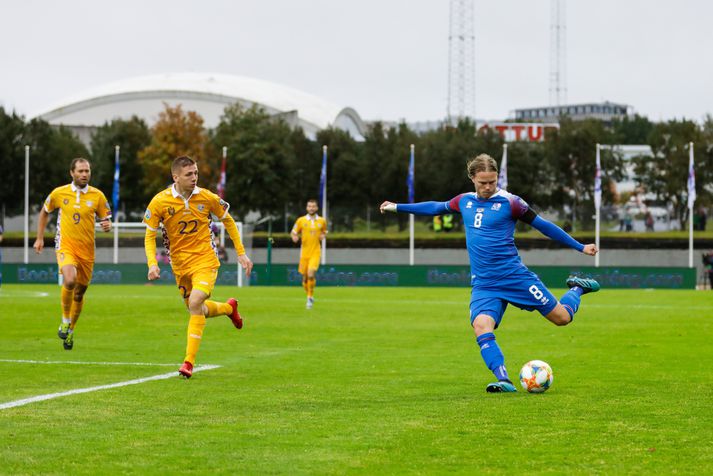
top-left (112, 146), bottom-right (120, 216)
top-left (594, 144), bottom-right (602, 209)
top-left (688, 142), bottom-right (696, 209)
top-left (407, 145), bottom-right (415, 203)
top-left (318, 145), bottom-right (327, 208)
top-left (498, 144), bottom-right (508, 190)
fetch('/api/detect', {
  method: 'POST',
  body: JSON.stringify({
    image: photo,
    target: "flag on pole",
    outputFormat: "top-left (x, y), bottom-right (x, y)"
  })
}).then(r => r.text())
top-left (318, 146), bottom-right (327, 207)
top-left (688, 142), bottom-right (696, 209)
top-left (407, 144), bottom-right (415, 203)
top-left (594, 144), bottom-right (602, 209)
top-left (112, 146), bottom-right (120, 216)
top-left (217, 147), bottom-right (227, 199)
top-left (497, 144), bottom-right (508, 190)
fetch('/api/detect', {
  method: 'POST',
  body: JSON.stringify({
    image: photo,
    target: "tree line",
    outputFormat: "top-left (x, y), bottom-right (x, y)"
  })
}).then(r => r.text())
top-left (1, 104), bottom-right (711, 230)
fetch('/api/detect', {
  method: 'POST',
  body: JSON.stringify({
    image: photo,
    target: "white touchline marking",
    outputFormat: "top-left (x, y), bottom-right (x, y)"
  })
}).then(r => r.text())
top-left (0, 359), bottom-right (179, 367)
top-left (0, 364), bottom-right (221, 411)
top-left (0, 290), bottom-right (50, 298)
top-left (586, 303), bottom-right (712, 311)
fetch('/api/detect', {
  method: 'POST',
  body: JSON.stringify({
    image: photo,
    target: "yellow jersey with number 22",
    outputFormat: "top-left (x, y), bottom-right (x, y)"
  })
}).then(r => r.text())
top-left (143, 185), bottom-right (232, 273)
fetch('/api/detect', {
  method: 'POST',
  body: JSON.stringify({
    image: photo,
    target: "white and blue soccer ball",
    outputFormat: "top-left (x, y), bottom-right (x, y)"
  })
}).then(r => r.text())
top-left (519, 360), bottom-right (554, 393)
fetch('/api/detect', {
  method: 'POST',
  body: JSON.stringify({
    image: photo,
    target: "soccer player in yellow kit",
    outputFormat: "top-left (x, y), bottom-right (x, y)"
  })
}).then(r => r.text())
top-left (143, 156), bottom-right (253, 379)
top-left (33, 158), bottom-right (112, 350)
top-left (291, 199), bottom-right (327, 309)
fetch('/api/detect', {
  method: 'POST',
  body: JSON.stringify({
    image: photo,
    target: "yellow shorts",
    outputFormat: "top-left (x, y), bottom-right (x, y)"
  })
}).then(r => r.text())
top-left (298, 254), bottom-right (320, 275)
top-left (56, 250), bottom-right (94, 286)
top-left (174, 268), bottom-right (218, 299)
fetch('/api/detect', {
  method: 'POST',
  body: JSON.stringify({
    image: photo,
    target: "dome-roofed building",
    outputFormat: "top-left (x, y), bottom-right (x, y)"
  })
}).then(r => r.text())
top-left (31, 72), bottom-right (367, 143)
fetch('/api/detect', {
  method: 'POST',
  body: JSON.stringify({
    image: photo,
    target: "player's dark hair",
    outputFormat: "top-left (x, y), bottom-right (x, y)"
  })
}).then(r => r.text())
top-left (70, 158), bottom-right (90, 172)
top-left (171, 155), bottom-right (196, 174)
top-left (306, 199), bottom-right (319, 206)
top-left (466, 154), bottom-right (498, 178)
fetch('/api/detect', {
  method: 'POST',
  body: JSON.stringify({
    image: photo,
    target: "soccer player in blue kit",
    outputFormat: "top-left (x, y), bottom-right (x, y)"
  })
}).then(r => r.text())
top-left (380, 154), bottom-right (600, 393)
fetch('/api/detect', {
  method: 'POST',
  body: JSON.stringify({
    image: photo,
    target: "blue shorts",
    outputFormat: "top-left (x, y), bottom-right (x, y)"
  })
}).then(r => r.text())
top-left (469, 270), bottom-right (558, 327)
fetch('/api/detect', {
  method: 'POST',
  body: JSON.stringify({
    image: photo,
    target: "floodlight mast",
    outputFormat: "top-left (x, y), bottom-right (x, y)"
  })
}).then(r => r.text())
top-left (549, 0), bottom-right (567, 106)
top-left (447, 0), bottom-right (476, 123)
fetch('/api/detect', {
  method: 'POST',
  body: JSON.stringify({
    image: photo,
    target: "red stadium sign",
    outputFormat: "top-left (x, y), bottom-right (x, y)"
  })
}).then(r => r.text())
top-left (477, 122), bottom-right (559, 142)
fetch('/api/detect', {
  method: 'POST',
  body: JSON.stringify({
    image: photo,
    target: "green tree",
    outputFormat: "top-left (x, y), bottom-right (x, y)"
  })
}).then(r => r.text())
top-left (611, 114), bottom-right (655, 144)
top-left (544, 118), bottom-right (625, 229)
top-left (697, 115), bottom-right (713, 208)
top-left (419, 120), bottom-right (476, 202)
top-left (633, 119), bottom-right (705, 228)
top-left (503, 141), bottom-right (553, 211)
top-left (314, 127), bottom-right (365, 231)
top-left (362, 122), bottom-right (399, 230)
top-left (418, 119), bottom-right (504, 201)
top-left (0, 108), bottom-right (27, 215)
top-left (289, 128), bottom-right (321, 206)
top-left (138, 104), bottom-right (215, 194)
top-left (361, 122), bottom-right (420, 231)
top-left (23, 119), bottom-right (89, 209)
top-left (211, 104), bottom-right (298, 219)
top-left (90, 116), bottom-right (151, 217)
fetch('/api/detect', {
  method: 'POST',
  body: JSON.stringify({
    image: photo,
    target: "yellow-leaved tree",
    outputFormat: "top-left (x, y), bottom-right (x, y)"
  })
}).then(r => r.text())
top-left (138, 103), bottom-right (216, 193)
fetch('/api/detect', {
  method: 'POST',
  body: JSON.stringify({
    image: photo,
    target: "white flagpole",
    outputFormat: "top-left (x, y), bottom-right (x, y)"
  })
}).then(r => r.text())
top-left (321, 145), bottom-right (327, 266)
top-left (498, 144), bottom-right (508, 191)
top-left (689, 142), bottom-right (694, 268)
top-left (409, 144), bottom-right (415, 266)
top-left (24, 145), bottom-right (30, 264)
top-left (595, 144), bottom-right (601, 267)
top-left (113, 146), bottom-right (120, 264)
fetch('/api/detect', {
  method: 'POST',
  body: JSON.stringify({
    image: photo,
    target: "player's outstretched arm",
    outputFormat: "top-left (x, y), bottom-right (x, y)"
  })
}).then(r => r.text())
top-left (529, 215), bottom-right (586, 252)
top-left (144, 227), bottom-right (161, 280)
top-left (99, 194), bottom-right (112, 232)
top-left (33, 208), bottom-right (50, 254)
top-left (581, 244), bottom-right (598, 256)
top-left (99, 217), bottom-right (112, 232)
top-left (237, 253), bottom-right (253, 277)
top-left (380, 200), bottom-right (449, 216)
top-left (222, 214), bottom-right (253, 277)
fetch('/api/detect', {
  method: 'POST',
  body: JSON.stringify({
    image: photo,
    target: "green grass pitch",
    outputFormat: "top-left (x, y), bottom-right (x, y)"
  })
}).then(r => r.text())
top-left (1, 284), bottom-right (712, 474)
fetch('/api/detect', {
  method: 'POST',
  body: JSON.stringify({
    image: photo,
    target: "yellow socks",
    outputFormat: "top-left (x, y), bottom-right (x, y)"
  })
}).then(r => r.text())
top-left (307, 277), bottom-right (316, 298)
top-left (184, 314), bottom-right (206, 365)
top-left (69, 295), bottom-right (84, 330)
top-left (204, 300), bottom-right (232, 317)
top-left (61, 286), bottom-right (73, 318)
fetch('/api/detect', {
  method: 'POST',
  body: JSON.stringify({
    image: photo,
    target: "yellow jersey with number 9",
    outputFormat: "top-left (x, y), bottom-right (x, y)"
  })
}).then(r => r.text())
top-left (143, 185), bottom-right (231, 273)
top-left (43, 184), bottom-right (111, 262)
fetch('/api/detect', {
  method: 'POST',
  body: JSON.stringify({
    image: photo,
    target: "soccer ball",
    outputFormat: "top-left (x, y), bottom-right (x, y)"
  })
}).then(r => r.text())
top-left (519, 360), bottom-right (554, 393)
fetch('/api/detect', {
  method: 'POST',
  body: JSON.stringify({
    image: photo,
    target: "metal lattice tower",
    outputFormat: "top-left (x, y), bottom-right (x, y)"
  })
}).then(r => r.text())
top-left (447, 0), bottom-right (476, 122)
top-left (549, 0), bottom-right (567, 105)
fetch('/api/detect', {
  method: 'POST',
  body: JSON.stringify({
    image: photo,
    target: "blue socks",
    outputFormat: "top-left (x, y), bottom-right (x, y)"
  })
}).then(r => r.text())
top-left (560, 286), bottom-right (583, 320)
top-left (476, 332), bottom-right (510, 382)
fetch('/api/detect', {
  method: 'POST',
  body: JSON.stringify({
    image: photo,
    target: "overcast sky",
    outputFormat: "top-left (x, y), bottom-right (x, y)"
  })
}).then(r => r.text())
top-left (1, 0), bottom-right (711, 123)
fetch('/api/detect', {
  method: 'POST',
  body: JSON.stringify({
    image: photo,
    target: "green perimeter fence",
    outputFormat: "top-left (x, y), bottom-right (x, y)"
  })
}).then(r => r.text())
top-left (1, 263), bottom-right (696, 289)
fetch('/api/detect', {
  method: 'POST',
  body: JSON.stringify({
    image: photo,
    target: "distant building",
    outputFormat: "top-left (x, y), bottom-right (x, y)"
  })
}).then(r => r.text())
top-left (31, 72), bottom-right (367, 144)
top-left (512, 101), bottom-right (632, 123)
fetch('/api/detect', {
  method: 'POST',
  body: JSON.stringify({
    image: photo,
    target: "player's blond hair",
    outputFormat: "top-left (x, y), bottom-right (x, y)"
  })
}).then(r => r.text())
top-left (466, 154), bottom-right (498, 178)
